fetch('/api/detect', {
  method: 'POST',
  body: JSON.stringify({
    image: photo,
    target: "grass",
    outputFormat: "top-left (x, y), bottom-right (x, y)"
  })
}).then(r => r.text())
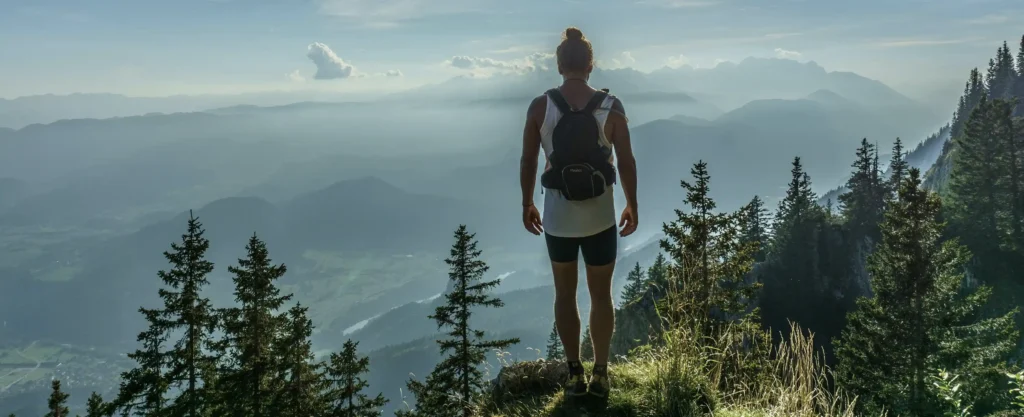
top-left (482, 321), bottom-right (862, 417)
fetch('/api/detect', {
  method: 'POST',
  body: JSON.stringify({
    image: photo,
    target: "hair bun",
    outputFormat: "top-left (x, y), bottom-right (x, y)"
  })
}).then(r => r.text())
top-left (564, 27), bottom-right (584, 41)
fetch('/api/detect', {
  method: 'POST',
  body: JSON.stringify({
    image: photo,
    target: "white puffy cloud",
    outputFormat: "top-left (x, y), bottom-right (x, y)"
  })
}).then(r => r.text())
top-left (774, 48), bottom-right (802, 60)
top-left (287, 70), bottom-right (306, 82)
top-left (665, 54), bottom-right (691, 69)
top-left (446, 52), bottom-right (555, 74)
top-left (307, 42), bottom-right (355, 80)
top-left (607, 51), bottom-right (637, 68)
top-left (384, 69), bottom-right (403, 77)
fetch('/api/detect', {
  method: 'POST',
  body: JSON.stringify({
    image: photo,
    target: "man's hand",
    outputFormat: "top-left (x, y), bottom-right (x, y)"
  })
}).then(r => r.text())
top-left (523, 204), bottom-right (544, 235)
top-left (619, 205), bottom-right (638, 237)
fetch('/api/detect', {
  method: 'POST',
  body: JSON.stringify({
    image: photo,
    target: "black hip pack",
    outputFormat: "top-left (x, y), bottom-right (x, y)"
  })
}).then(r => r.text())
top-left (540, 88), bottom-right (617, 201)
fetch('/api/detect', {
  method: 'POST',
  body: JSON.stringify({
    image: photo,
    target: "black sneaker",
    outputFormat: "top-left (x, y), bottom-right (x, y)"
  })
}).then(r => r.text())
top-left (588, 373), bottom-right (610, 398)
top-left (564, 372), bottom-right (588, 397)
top-left (564, 361), bottom-right (588, 397)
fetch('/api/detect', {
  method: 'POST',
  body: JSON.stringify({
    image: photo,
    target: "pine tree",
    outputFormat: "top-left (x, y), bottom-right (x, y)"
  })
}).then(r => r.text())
top-left (1019, 35), bottom-right (1024, 78)
top-left (44, 380), bottom-right (70, 417)
top-left (987, 42), bottom-right (1017, 99)
top-left (273, 303), bottom-right (326, 417)
top-left (580, 324), bottom-right (594, 362)
top-left (888, 137), bottom-right (908, 198)
top-left (949, 96), bottom-right (1009, 259)
top-left (738, 195), bottom-right (771, 262)
top-left (659, 161), bottom-right (760, 331)
top-left (1017, 35), bottom-right (1024, 115)
top-left (112, 308), bottom-right (170, 416)
top-left (835, 169), bottom-right (1019, 416)
top-left (952, 68), bottom-right (989, 140)
top-left (995, 98), bottom-right (1024, 251)
top-left (544, 322), bottom-right (564, 361)
top-left (155, 212), bottom-right (217, 417)
top-left (619, 262), bottom-right (646, 307)
top-left (85, 392), bottom-right (107, 417)
top-left (401, 225), bottom-right (519, 417)
top-left (839, 138), bottom-right (885, 244)
top-left (645, 253), bottom-right (669, 299)
top-left (323, 340), bottom-right (388, 417)
top-left (219, 234), bottom-right (293, 417)
top-left (761, 157), bottom-right (843, 347)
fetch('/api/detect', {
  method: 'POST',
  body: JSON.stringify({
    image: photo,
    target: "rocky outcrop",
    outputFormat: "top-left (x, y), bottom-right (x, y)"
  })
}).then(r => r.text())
top-left (488, 359), bottom-right (568, 405)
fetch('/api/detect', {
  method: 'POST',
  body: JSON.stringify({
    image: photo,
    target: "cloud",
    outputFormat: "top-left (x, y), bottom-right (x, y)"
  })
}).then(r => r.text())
top-left (964, 14), bottom-right (1010, 25)
top-left (287, 70), bottom-right (306, 82)
top-left (384, 69), bottom-right (403, 77)
top-left (606, 51), bottom-right (638, 69)
top-left (317, 0), bottom-right (484, 27)
top-left (774, 48), bottom-right (802, 59)
top-left (446, 52), bottom-right (555, 75)
top-left (665, 54), bottom-right (691, 69)
top-left (637, 0), bottom-right (721, 8)
top-left (870, 38), bottom-right (979, 48)
top-left (306, 42), bottom-right (355, 80)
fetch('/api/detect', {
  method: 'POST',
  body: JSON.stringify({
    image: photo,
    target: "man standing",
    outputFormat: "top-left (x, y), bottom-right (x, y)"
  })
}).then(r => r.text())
top-left (519, 26), bottom-right (638, 398)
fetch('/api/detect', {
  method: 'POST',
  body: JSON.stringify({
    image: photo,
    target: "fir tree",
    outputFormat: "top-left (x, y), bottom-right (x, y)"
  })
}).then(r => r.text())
top-left (839, 138), bottom-right (885, 244)
top-left (835, 169), bottom-right (1020, 416)
top-left (85, 392), bottom-right (107, 417)
top-left (888, 137), bottom-right (908, 198)
top-left (645, 253), bottom-right (669, 300)
top-left (738, 195), bottom-right (771, 262)
top-left (997, 99), bottom-right (1024, 251)
top-left (155, 212), bottom-right (218, 417)
top-left (659, 160), bottom-right (760, 330)
top-left (987, 42), bottom-right (1017, 99)
top-left (401, 225), bottom-right (519, 417)
top-left (619, 262), bottom-right (646, 307)
top-left (112, 308), bottom-right (170, 416)
top-left (273, 303), bottom-right (325, 417)
top-left (761, 157), bottom-right (845, 348)
top-left (952, 68), bottom-right (989, 140)
top-left (45, 380), bottom-right (70, 417)
top-left (1019, 35), bottom-right (1024, 77)
top-left (949, 96), bottom-right (1010, 258)
top-left (544, 322), bottom-right (564, 361)
top-left (580, 324), bottom-right (594, 362)
top-left (323, 340), bottom-right (388, 417)
top-left (219, 234), bottom-right (293, 417)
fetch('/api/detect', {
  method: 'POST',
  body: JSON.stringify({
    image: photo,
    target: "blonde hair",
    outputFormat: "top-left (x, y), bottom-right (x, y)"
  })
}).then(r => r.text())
top-left (556, 27), bottom-right (594, 74)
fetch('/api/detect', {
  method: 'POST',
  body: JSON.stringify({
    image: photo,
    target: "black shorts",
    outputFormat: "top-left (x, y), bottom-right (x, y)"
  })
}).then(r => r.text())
top-left (544, 226), bottom-right (618, 266)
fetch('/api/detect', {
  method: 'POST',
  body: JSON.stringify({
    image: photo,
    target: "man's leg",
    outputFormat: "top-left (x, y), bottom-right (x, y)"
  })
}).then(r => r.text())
top-left (550, 261), bottom-right (580, 361)
top-left (585, 262), bottom-right (615, 366)
top-left (581, 226), bottom-right (617, 397)
top-left (544, 233), bottom-right (588, 396)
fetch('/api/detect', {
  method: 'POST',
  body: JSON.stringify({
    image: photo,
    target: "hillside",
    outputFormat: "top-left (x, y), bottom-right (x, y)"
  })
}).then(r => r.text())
top-left (0, 177), bottom-right (495, 347)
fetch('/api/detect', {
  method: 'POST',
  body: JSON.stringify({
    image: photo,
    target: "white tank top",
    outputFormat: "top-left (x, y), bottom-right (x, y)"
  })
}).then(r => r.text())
top-left (540, 92), bottom-right (617, 238)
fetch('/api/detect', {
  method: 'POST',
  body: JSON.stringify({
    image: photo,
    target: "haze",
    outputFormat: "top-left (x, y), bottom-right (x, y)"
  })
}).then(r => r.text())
top-left (2, 0), bottom-right (1023, 415)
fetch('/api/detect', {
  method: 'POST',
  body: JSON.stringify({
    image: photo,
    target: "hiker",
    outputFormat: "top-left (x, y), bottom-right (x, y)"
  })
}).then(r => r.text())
top-left (519, 26), bottom-right (638, 399)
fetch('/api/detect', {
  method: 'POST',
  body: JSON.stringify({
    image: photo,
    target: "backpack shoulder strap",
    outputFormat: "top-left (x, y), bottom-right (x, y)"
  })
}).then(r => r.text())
top-left (583, 90), bottom-right (610, 114)
top-left (545, 88), bottom-right (573, 114)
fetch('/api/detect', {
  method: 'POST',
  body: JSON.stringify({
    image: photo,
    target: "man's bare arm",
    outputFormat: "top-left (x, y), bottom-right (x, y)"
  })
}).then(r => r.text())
top-left (610, 99), bottom-right (637, 210)
top-left (521, 96), bottom-right (545, 206)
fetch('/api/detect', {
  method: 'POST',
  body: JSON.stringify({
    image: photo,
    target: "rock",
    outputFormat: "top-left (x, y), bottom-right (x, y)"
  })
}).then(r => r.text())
top-left (488, 359), bottom-right (568, 404)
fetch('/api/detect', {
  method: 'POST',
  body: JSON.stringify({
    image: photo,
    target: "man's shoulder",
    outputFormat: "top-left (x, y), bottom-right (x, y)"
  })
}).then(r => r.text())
top-left (528, 94), bottom-right (548, 117)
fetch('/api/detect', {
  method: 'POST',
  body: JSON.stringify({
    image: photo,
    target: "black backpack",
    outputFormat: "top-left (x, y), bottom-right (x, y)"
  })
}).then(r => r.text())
top-left (541, 88), bottom-right (617, 201)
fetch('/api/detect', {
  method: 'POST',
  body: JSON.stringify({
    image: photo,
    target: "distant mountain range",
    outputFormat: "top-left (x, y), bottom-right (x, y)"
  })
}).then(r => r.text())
top-left (0, 58), bottom-right (943, 130)
top-left (0, 176), bottom-right (516, 346)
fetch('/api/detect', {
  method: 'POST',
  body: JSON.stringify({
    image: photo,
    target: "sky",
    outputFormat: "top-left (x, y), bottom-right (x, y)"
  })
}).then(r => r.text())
top-left (0, 0), bottom-right (1022, 99)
